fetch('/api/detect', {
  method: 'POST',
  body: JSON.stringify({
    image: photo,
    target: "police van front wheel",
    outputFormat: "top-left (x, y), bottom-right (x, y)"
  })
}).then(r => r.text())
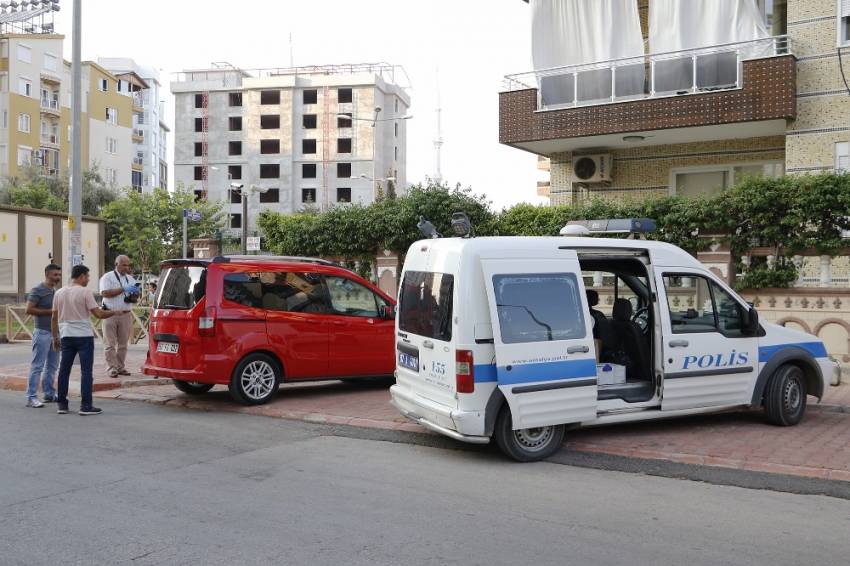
top-left (493, 405), bottom-right (565, 462)
top-left (764, 364), bottom-right (807, 426)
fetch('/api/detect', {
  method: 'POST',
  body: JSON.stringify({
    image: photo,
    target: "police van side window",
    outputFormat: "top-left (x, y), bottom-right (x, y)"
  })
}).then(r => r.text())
top-left (493, 273), bottom-right (586, 344)
top-left (399, 271), bottom-right (454, 341)
top-left (663, 275), bottom-right (745, 336)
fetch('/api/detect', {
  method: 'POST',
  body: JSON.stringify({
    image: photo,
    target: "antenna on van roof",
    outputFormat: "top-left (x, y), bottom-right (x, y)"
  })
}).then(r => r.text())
top-left (417, 216), bottom-right (441, 239)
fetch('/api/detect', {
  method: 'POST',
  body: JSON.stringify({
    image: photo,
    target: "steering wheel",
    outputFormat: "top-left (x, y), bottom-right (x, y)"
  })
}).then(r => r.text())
top-left (631, 306), bottom-right (650, 333)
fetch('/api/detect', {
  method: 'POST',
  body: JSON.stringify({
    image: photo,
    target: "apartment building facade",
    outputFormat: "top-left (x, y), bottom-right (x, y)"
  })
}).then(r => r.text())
top-left (0, 33), bottom-right (151, 189)
top-left (503, 0), bottom-right (849, 204)
top-left (171, 63), bottom-right (410, 234)
top-left (98, 57), bottom-right (170, 192)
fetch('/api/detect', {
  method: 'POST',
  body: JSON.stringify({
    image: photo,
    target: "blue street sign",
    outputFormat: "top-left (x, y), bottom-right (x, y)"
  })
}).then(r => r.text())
top-left (183, 209), bottom-right (202, 222)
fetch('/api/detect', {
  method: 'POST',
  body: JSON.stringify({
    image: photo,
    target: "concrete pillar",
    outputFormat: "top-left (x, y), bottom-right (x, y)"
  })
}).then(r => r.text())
top-left (792, 255), bottom-right (805, 287)
top-left (191, 238), bottom-right (220, 259)
top-left (592, 271), bottom-right (603, 287)
top-left (376, 250), bottom-right (399, 299)
top-left (819, 255), bottom-right (832, 288)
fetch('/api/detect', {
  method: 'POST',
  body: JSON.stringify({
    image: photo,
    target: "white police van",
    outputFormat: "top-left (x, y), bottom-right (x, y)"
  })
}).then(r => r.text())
top-left (390, 218), bottom-right (837, 461)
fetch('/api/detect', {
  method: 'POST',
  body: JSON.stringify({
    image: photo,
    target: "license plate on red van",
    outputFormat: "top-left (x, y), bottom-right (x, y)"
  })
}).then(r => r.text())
top-left (157, 342), bottom-right (179, 354)
top-left (398, 351), bottom-right (419, 372)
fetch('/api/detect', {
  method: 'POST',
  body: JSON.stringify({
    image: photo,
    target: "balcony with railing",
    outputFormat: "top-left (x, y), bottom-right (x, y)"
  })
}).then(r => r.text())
top-left (132, 92), bottom-right (145, 112)
top-left (500, 36), bottom-right (796, 153)
top-left (132, 155), bottom-right (144, 170)
top-left (39, 98), bottom-right (60, 116)
top-left (132, 128), bottom-right (144, 142)
top-left (39, 133), bottom-right (59, 148)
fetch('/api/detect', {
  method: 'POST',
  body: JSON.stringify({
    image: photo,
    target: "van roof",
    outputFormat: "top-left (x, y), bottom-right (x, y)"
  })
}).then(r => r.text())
top-left (409, 236), bottom-right (704, 268)
top-left (160, 255), bottom-right (339, 268)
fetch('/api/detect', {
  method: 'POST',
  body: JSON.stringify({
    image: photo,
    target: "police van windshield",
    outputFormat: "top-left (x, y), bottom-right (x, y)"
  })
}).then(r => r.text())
top-left (155, 266), bottom-right (207, 310)
top-left (399, 271), bottom-right (454, 341)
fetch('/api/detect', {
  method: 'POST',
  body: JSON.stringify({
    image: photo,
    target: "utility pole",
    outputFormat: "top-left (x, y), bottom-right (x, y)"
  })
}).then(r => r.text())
top-left (68, 0), bottom-right (82, 266)
top-left (433, 67), bottom-right (443, 185)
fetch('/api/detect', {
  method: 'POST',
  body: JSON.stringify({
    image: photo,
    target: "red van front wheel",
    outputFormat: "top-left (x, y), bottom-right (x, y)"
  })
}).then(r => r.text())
top-left (229, 353), bottom-right (281, 405)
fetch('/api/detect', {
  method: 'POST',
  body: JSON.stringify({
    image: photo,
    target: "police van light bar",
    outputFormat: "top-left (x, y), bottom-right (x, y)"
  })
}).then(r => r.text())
top-left (560, 218), bottom-right (657, 235)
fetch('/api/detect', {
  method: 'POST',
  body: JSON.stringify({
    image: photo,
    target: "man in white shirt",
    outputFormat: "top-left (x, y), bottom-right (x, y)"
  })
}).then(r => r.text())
top-left (99, 255), bottom-right (140, 378)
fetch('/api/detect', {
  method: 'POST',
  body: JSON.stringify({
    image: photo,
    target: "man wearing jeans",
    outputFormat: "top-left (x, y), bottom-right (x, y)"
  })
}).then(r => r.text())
top-left (24, 264), bottom-right (62, 408)
top-left (51, 264), bottom-right (121, 415)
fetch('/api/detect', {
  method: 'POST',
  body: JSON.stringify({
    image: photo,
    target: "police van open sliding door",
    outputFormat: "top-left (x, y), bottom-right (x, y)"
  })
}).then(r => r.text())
top-left (481, 250), bottom-right (598, 430)
top-left (656, 268), bottom-right (758, 410)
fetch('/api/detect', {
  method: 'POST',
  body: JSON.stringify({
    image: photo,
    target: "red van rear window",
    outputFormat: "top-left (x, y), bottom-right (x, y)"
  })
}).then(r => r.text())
top-left (156, 266), bottom-right (207, 310)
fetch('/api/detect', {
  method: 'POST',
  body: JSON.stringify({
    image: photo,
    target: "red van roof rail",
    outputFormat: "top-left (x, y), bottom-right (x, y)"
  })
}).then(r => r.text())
top-left (212, 255), bottom-right (342, 268)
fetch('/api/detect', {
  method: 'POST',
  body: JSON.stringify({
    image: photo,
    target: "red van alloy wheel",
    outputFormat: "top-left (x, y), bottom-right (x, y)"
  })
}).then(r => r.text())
top-left (229, 353), bottom-right (281, 405)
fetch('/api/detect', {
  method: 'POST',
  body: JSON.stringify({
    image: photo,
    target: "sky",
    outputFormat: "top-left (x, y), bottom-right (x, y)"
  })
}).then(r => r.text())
top-left (54, 0), bottom-right (546, 210)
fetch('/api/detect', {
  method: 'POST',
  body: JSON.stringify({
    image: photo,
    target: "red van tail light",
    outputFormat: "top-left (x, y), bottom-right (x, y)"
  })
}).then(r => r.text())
top-left (456, 349), bottom-right (474, 394)
top-left (199, 306), bottom-right (216, 337)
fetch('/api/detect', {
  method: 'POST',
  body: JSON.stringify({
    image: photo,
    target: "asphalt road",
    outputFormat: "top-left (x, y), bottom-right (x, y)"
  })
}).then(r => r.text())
top-left (1, 389), bottom-right (848, 566)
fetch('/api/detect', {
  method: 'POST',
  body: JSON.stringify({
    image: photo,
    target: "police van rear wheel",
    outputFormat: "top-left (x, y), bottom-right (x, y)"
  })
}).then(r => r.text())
top-left (764, 364), bottom-right (807, 426)
top-left (493, 405), bottom-right (565, 462)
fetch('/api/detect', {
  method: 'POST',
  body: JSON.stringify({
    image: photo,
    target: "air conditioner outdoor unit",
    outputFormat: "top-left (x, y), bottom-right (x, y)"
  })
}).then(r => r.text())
top-left (572, 154), bottom-right (613, 183)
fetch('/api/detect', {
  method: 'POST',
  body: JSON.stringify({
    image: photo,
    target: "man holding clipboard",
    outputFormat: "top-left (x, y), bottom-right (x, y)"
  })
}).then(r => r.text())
top-left (99, 255), bottom-right (140, 378)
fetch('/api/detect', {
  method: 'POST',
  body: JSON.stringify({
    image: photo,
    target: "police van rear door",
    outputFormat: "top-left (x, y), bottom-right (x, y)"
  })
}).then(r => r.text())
top-left (481, 249), bottom-right (598, 430)
top-left (656, 267), bottom-right (758, 410)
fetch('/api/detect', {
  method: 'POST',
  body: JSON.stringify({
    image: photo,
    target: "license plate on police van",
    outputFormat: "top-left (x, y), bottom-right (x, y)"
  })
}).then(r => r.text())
top-left (156, 342), bottom-right (179, 354)
top-left (398, 351), bottom-right (419, 372)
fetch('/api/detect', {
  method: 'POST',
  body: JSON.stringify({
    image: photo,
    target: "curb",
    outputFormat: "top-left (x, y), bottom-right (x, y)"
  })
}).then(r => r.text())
top-left (0, 374), bottom-right (171, 393)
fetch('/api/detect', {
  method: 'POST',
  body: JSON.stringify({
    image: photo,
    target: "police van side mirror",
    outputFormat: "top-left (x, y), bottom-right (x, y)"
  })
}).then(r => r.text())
top-left (744, 306), bottom-right (759, 335)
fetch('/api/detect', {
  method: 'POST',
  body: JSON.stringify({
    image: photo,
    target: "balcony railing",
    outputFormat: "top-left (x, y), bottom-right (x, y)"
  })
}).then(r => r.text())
top-left (133, 128), bottom-right (145, 139)
top-left (133, 156), bottom-right (144, 167)
top-left (40, 98), bottom-right (59, 111)
top-left (503, 35), bottom-right (790, 112)
top-left (132, 93), bottom-right (146, 108)
top-left (40, 133), bottom-right (58, 145)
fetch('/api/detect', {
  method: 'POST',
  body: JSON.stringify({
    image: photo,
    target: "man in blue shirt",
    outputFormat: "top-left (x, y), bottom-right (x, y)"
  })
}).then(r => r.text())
top-left (24, 264), bottom-right (62, 407)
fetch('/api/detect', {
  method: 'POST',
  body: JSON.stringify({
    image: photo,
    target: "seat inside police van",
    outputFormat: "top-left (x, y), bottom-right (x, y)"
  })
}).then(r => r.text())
top-left (576, 254), bottom-right (656, 404)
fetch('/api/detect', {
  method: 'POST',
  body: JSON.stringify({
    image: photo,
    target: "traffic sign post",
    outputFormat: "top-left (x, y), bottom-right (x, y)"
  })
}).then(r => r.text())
top-left (182, 209), bottom-right (202, 258)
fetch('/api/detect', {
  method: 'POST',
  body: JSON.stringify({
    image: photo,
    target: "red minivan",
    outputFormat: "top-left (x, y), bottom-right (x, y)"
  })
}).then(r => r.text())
top-left (142, 256), bottom-right (397, 405)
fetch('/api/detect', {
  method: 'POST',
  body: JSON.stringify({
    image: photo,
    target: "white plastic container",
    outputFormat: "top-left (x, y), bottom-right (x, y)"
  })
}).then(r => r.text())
top-left (597, 363), bottom-right (626, 385)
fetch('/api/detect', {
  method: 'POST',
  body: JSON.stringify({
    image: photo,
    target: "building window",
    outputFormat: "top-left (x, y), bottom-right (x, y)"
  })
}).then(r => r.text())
top-left (260, 139), bottom-right (280, 154)
top-left (17, 113), bottom-right (30, 133)
top-left (260, 164), bottom-right (280, 178)
top-left (230, 213), bottom-right (242, 229)
top-left (337, 138), bottom-right (352, 153)
top-left (230, 189), bottom-right (242, 204)
top-left (672, 163), bottom-right (784, 198)
top-left (303, 89), bottom-right (317, 104)
top-left (302, 163), bottom-right (317, 178)
top-left (44, 53), bottom-right (57, 72)
top-left (98, 78), bottom-right (108, 92)
top-left (106, 137), bottom-right (118, 154)
top-left (106, 107), bottom-right (118, 125)
top-left (302, 188), bottom-right (316, 203)
top-left (228, 116), bottom-right (242, 131)
top-left (228, 141), bottom-right (242, 156)
top-left (303, 114), bottom-right (317, 129)
top-left (17, 44), bottom-right (31, 63)
top-left (337, 163), bottom-right (351, 178)
top-left (193, 189), bottom-right (204, 202)
top-left (194, 165), bottom-right (206, 181)
top-left (194, 93), bottom-right (204, 108)
top-left (836, 142), bottom-right (850, 172)
top-left (105, 167), bottom-right (117, 185)
top-left (132, 171), bottom-right (143, 189)
top-left (338, 88), bottom-right (352, 103)
top-left (260, 115), bottom-right (280, 129)
top-left (394, 146), bottom-right (398, 160)
top-left (260, 188), bottom-right (280, 203)
top-left (195, 117), bottom-right (204, 132)
top-left (260, 90), bottom-right (280, 105)
top-left (302, 139), bottom-right (317, 154)
top-left (17, 146), bottom-right (31, 166)
top-left (19, 78), bottom-right (31, 97)
top-left (394, 98), bottom-right (399, 113)
top-left (229, 164), bottom-right (242, 180)
top-left (337, 113), bottom-right (352, 128)
top-left (194, 141), bottom-right (204, 157)
top-left (337, 187), bottom-right (351, 203)
top-left (229, 92), bottom-right (242, 107)
top-left (841, 2), bottom-right (850, 46)
top-left (394, 122), bottom-right (398, 137)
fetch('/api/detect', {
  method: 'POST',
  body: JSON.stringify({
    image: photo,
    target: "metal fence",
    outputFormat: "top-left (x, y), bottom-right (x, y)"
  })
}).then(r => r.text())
top-left (5, 305), bottom-right (150, 345)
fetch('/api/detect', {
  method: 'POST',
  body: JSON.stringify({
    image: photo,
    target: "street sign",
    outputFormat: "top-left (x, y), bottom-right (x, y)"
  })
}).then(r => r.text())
top-left (183, 209), bottom-right (202, 222)
top-left (246, 236), bottom-right (261, 251)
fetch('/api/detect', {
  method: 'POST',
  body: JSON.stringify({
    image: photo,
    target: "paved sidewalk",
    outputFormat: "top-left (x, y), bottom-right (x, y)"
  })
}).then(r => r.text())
top-left (0, 341), bottom-right (160, 394)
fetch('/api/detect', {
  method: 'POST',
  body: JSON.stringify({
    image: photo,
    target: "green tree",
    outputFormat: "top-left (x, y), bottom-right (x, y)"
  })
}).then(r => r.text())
top-left (2, 164), bottom-right (118, 216)
top-left (102, 187), bottom-right (224, 274)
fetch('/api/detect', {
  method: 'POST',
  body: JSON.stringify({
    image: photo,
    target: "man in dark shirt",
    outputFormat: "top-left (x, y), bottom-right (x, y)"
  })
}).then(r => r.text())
top-left (25, 264), bottom-right (62, 407)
